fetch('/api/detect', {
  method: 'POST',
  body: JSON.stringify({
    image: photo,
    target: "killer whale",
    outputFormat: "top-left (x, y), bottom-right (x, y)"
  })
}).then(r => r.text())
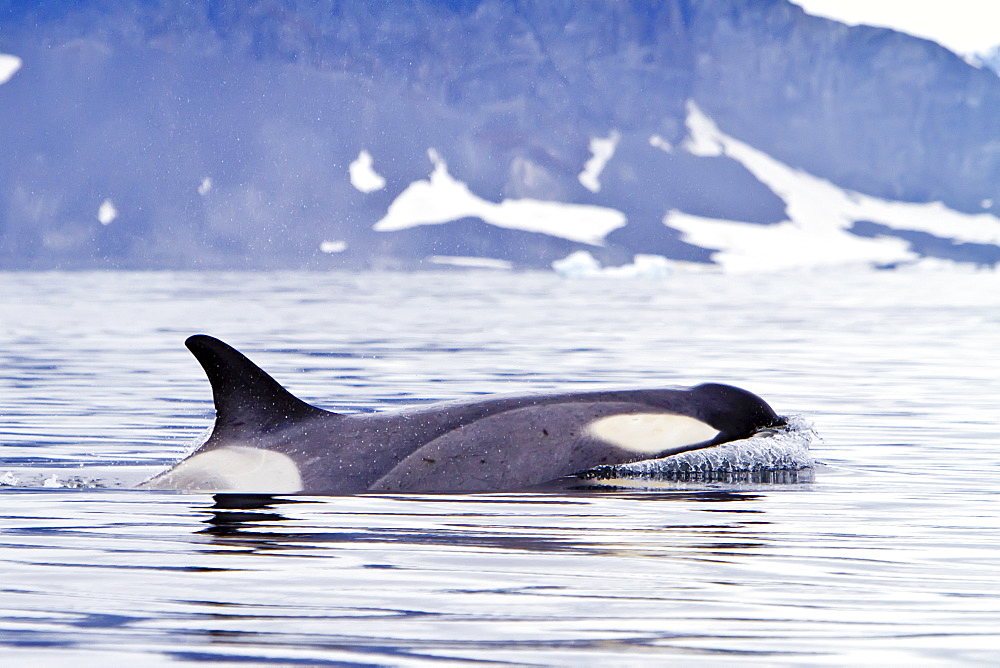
top-left (140, 335), bottom-right (785, 494)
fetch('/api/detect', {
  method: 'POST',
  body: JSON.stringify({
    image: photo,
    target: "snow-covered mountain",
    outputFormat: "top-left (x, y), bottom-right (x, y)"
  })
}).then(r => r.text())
top-left (973, 45), bottom-right (1000, 77)
top-left (1, 0), bottom-right (999, 271)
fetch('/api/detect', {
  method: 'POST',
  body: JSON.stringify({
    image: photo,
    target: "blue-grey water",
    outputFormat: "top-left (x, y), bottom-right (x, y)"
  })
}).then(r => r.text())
top-left (2, 268), bottom-right (999, 665)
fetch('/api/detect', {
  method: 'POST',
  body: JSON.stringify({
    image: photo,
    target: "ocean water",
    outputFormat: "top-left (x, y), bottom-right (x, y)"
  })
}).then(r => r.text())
top-left (1, 267), bottom-right (999, 665)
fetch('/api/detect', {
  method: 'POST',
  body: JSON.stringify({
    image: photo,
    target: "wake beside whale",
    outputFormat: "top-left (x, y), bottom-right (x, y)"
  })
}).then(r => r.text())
top-left (141, 335), bottom-right (788, 494)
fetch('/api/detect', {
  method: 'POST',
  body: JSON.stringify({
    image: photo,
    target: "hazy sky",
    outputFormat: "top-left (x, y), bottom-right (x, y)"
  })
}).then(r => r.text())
top-left (794, 0), bottom-right (1000, 54)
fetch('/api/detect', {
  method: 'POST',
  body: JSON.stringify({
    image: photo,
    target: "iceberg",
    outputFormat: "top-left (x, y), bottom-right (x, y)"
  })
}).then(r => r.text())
top-left (552, 250), bottom-right (671, 279)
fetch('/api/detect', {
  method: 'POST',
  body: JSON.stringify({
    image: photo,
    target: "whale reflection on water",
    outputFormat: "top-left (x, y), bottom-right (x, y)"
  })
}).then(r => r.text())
top-left (198, 490), bottom-right (779, 556)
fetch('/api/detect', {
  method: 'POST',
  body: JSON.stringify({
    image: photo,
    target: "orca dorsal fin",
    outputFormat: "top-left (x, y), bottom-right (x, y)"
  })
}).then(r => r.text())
top-left (185, 335), bottom-right (335, 438)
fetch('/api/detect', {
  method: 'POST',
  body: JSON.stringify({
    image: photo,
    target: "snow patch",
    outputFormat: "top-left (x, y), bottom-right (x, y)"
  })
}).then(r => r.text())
top-left (374, 149), bottom-right (626, 246)
top-left (97, 199), bottom-right (118, 225)
top-left (0, 54), bottom-right (21, 85)
top-left (854, 198), bottom-right (1000, 245)
top-left (426, 255), bottom-right (513, 270)
top-left (671, 102), bottom-right (1000, 271)
top-left (349, 150), bottom-right (387, 193)
top-left (578, 130), bottom-right (620, 193)
top-left (553, 250), bottom-right (671, 279)
top-left (666, 210), bottom-right (910, 273)
top-left (649, 134), bottom-right (673, 153)
top-left (682, 106), bottom-right (724, 157)
top-left (319, 240), bottom-right (347, 253)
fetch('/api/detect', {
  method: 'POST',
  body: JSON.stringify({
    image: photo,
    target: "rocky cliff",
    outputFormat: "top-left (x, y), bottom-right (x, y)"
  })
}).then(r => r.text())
top-left (1, 0), bottom-right (998, 269)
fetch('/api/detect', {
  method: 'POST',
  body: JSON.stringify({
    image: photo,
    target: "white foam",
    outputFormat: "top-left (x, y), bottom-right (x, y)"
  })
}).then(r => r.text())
top-left (374, 149), bottom-right (626, 246)
top-left (0, 468), bottom-right (139, 489)
top-left (581, 415), bottom-right (816, 484)
top-left (349, 150), bottom-right (387, 193)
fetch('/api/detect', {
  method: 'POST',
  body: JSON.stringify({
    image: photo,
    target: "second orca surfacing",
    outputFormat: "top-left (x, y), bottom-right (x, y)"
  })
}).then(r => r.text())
top-left (140, 335), bottom-right (786, 495)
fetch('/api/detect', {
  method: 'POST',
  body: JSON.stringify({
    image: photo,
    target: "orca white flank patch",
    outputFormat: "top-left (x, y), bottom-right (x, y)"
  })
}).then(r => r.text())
top-left (141, 446), bottom-right (303, 493)
top-left (587, 413), bottom-right (719, 454)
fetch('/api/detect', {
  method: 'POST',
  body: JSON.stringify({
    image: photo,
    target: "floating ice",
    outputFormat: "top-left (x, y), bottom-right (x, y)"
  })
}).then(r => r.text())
top-left (552, 250), bottom-right (601, 276)
top-left (552, 250), bottom-right (671, 279)
top-left (198, 177), bottom-right (213, 196)
top-left (578, 415), bottom-right (816, 486)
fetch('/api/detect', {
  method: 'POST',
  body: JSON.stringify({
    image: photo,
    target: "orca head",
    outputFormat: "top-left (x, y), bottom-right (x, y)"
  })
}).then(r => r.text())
top-left (688, 383), bottom-right (786, 444)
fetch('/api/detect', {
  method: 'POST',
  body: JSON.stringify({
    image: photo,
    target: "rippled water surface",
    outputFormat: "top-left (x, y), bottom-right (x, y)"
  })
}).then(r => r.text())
top-left (2, 269), bottom-right (999, 665)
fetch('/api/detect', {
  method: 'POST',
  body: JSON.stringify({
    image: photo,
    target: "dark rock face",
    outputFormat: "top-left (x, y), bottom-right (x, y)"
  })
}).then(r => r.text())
top-left (687, 0), bottom-right (1000, 211)
top-left (0, 0), bottom-right (998, 269)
